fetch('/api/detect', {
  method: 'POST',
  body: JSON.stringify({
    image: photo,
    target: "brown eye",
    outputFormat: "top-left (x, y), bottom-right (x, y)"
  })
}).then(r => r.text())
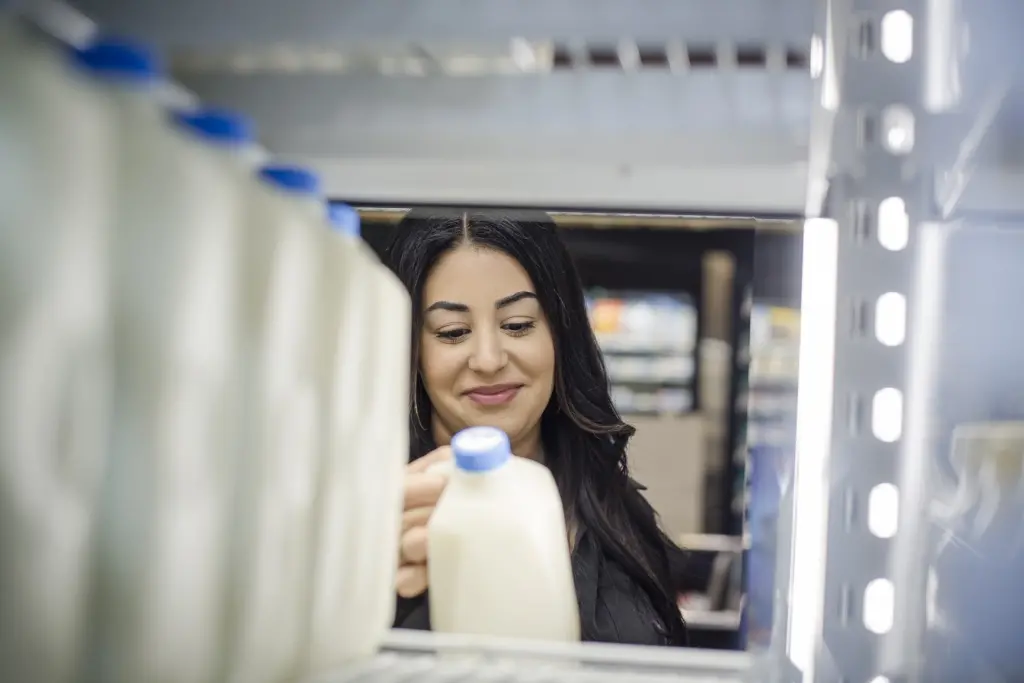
top-left (503, 321), bottom-right (536, 337)
top-left (437, 328), bottom-right (470, 342)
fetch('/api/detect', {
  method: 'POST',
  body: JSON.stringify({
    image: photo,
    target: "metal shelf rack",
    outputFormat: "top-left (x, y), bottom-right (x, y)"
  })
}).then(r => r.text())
top-left (13, 0), bottom-right (1024, 682)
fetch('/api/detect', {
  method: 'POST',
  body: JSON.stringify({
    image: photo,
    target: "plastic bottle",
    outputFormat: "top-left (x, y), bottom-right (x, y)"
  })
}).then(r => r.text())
top-left (77, 38), bottom-right (254, 683)
top-left (307, 203), bottom-right (411, 668)
top-left (348, 257), bottom-right (411, 661)
top-left (306, 202), bottom-right (373, 668)
top-left (225, 165), bottom-right (325, 683)
top-left (344, 251), bottom-right (411, 656)
top-left (429, 426), bottom-right (580, 641)
top-left (0, 17), bottom-right (116, 683)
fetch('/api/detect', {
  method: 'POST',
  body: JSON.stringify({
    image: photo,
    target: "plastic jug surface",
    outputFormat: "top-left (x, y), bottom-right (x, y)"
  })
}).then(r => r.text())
top-left (0, 20), bottom-right (117, 683)
top-left (307, 203), bottom-right (374, 668)
top-left (83, 74), bottom-right (254, 683)
top-left (308, 205), bottom-right (411, 668)
top-left (428, 427), bottom-right (580, 642)
top-left (225, 164), bottom-right (324, 683)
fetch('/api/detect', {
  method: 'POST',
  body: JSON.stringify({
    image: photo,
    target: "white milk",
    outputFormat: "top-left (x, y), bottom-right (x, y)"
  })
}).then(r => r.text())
top-left (338, 261), bottom-right (411, 659)
top-left (79, 41), bottom-right (255, 683)
top-left (429, 427), bottom-right (580, 642)
top-left (0, 18), bottom-right (116, 683)
top-left (308, 204), bottom-right (411, 668)
top-left (307, 204), bottom-right (373, 668)
top-left (225, 166), bottom-right (325, 683)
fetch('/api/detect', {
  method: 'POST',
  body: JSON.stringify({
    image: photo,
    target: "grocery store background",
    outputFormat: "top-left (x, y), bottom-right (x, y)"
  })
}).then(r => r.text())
top-left (358, 208), bottom-right (803, 648)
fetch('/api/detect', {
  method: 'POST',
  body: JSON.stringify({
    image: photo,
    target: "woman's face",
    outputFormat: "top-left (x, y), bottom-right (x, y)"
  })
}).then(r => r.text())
top-left (419, 244), bottom-right (555, 459)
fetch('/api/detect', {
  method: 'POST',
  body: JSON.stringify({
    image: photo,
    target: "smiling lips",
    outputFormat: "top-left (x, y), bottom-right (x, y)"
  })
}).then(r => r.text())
top-left (464, 383), bottom-right (523, 406)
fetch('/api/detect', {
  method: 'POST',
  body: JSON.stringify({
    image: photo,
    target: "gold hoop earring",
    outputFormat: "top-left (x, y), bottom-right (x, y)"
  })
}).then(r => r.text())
top-left (412, 377), bottom-right (427, 431)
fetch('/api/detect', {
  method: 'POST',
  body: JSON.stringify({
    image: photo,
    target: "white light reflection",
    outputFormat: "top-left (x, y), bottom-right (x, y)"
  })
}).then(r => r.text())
top-left (872, 388), bottom-right (904, 443)
top-left (787, 218), bottom-right (839, 683)
top-left (881, 10), bottom-right (914, 64)
top-left (864, 578), bottom-right (896, 633)
top-left (878, 197), bottom-right (909, 251)
top-left (868, 483), bottom-right (900, 539)
top-left (875, 292), bottom-right (907, 347)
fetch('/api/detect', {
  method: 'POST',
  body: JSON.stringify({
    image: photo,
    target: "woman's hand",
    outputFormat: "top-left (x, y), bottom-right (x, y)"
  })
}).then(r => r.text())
top-left (396, 446), bottom-right (453, 598)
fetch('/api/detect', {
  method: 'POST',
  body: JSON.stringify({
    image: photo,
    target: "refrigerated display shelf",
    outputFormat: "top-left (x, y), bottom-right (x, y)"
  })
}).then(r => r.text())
top-left (12, 1), bottom-right (1024, 682)
top-left (306, 630), bottom-right (754, 683)
top-left (20, 0), bottom-right (1024, 215)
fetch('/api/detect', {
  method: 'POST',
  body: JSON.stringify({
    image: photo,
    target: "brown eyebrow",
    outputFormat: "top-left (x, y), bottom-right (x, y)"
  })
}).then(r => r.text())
top-left (424, 290), bottom-right (537, 314)
top-left (425, 300), bottom-right (469, 313)
top-left (495, 290), bottom-right (538, 309)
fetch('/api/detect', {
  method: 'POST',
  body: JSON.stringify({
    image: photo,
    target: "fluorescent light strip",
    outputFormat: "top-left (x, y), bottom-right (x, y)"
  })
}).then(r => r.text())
top-left (787, 218), bottom-right (839, 683)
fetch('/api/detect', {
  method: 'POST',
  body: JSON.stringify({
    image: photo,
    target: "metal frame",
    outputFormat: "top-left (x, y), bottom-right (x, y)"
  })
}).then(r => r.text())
top-left (790, 2), bottom-right (1021, 683)
top-left (787, 0), bottom-right (944, 681)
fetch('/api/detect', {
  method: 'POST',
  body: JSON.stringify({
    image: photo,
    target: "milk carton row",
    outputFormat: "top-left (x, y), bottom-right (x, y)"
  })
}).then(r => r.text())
top-left (0, 17), bottom-right (410, 683)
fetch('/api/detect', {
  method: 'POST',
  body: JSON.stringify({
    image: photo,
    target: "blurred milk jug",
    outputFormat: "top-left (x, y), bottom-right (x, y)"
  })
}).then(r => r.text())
top-left (0, 18), bottom-right (116, 683)
top-left (81, 38), bottom-right (255, 683)
top-left (307, 205), bottom-right (411, 667)
top-left (429, 427), bottom-right (580, 641)
top-left (224, 165), bottom-right (325, 683)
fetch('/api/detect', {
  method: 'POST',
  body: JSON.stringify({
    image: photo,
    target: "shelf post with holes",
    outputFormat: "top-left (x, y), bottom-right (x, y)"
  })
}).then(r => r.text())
top-left (784, 2), bottom-right (966, 683)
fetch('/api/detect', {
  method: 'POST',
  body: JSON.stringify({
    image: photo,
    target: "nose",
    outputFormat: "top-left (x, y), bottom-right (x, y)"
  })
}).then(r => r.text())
top-left (467, 328), bottom-right (508, 375)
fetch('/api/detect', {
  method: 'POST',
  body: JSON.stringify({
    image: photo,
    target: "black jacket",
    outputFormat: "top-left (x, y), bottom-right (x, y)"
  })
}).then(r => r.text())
top-left (395, 525), bottom-right (686, 646)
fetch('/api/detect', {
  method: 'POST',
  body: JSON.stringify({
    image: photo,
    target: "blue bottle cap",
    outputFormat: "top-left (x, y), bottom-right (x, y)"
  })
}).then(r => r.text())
top-left (72, 37), bottom-right (162, 82)
top-left (172, 108), bottom-right (254, 145)
top-left (328, 203), bottom-right (361, 238)
top-left (258, 165), bottom-right (321, 196)
top-left (451, 427), bottom-right (512, 473)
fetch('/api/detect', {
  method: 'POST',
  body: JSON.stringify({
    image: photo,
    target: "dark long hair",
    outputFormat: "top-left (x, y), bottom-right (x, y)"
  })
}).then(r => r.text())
top-left (384, 209), bottom-right (688, 646)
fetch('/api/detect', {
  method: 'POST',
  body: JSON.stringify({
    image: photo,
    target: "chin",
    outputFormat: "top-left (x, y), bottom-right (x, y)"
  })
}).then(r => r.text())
top-left (462, 413), bottom-right (521, 436)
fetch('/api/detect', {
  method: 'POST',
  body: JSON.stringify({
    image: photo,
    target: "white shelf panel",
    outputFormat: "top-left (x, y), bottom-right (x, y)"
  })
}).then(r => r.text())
top-left (20, 0), bottom-right (817, 214)
top-left (179, 70), bottom-right (810, 213)
top-left (68, 0), bottom-right (815, 49)
top-left (305, 157), bottom-right (807, 214)
top-left (179, 72), bottom-right (810, 163)
top-left (306, 630), bottom-right (753, 683)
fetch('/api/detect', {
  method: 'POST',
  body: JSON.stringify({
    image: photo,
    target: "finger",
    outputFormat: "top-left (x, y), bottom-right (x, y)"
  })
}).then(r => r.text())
top-left (396, 564), bottom-right (428, 598)
top-left (407, 445), bottom-right (453, 474)
top-left (400, 525), bottom-right (429, 565)
top-left (402, 506), bottom-right (433, 533)
top-left (403, 472), bottom-right (447, 510)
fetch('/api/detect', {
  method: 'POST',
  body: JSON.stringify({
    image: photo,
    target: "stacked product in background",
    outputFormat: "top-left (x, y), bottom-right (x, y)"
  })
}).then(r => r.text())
top-left (0, 16), bottom-right (410, 683)
top-left (586, 291), bottom-right (698, 417)
top-left (736, 303), bottom-right (799, 648)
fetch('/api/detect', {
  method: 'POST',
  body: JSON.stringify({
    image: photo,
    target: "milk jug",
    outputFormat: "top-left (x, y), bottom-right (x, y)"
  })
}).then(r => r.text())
top-left (0, 19), bottom-right (116, 683)
top-left (225, 165), bottom-right (325, 683)
top-left (79, 39), bottom-right (254, 683)
top-left (429, 427), bottom-right (580, 641)
top-left (335, 260), bottom-right (411, 660)
top-left (308, 204), bottom-right (411, 668)
top-left (307, 203), bottom-right (373, 668)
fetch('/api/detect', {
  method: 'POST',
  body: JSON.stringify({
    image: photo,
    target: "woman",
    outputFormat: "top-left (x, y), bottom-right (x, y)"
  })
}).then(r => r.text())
top-left (385, 209), bottom-right (689, 647)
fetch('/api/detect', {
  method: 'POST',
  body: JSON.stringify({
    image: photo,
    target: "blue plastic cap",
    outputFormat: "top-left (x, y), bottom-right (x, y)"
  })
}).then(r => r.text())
top-left (451, 427), bottom-right (512, 473)
top-left (72, 37), bottom-right (162, 82)
top-left (328, 203), bottom-right (361, 237)
top-left (258, 165), bottom-right (321, 196)
top-left (172, 108), bottom-right (254, 145)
